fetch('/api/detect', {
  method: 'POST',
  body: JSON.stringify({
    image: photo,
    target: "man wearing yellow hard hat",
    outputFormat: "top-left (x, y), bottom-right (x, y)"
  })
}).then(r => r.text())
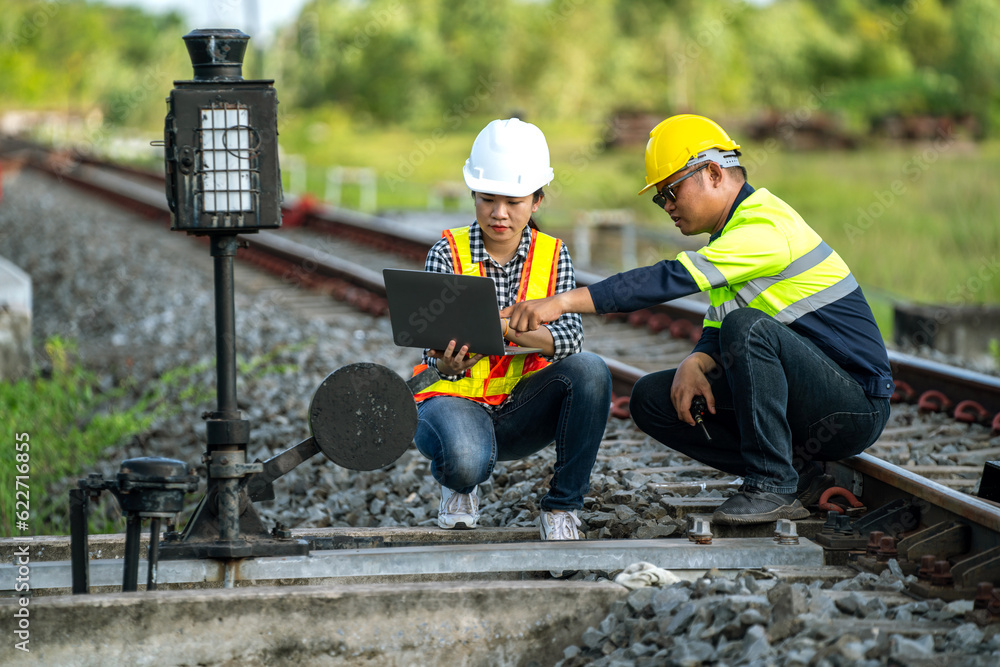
top-left (503, 114), bottom-right (894, 525)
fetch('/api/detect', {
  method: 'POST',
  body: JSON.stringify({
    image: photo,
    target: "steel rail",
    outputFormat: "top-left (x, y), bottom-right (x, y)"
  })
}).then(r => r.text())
top-left (22, 153), bottom-right (1000, 413)
top-left (247, 230), bottom-right (385, 294)
top-left (845, 453), bottom-right (1000, 535)
top-left (600, 354), bottom-right (1000, 538)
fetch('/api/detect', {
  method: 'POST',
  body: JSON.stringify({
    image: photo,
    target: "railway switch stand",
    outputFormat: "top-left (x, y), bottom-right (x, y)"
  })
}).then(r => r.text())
top-left (69, 30), bottom-right (431, 592)
top-left (160, 28), bottom-right (286, 562)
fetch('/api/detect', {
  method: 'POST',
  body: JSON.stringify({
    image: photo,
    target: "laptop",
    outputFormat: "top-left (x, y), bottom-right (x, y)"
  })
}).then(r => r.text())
top-left (383, 269), bottom-right (543, 356)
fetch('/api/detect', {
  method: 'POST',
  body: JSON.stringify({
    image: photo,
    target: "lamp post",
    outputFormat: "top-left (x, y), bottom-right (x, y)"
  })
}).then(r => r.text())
top-left (159, 29), bottom-right (302, 559)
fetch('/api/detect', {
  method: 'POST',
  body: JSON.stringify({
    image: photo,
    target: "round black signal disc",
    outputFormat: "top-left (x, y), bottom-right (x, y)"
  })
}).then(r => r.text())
top-left (309, 363), bottom-right (417, 471)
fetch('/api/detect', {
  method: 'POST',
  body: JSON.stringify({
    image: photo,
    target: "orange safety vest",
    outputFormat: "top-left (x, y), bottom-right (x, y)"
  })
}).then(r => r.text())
top-left (412, 225), bottom-right (563, 406)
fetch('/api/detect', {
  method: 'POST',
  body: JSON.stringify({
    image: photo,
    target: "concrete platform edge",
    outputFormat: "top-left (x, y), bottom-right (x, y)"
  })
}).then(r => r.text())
top-left (1, 580), bottom-right (626, 667)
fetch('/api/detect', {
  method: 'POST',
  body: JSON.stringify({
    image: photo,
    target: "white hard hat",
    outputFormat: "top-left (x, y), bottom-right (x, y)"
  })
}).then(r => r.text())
top-left (463, 118), bottom-right (554, 197)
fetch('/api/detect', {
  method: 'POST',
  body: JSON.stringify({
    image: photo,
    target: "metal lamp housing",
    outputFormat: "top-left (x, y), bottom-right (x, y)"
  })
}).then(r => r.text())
top-left (164, 29), bottom-right (282, 234)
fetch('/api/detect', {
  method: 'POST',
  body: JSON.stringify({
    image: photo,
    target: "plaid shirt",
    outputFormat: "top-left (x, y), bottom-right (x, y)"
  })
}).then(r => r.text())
top-left (422, 222), bottom-right (584, 380)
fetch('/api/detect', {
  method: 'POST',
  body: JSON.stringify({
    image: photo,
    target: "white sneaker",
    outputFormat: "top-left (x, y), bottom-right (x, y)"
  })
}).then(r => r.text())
top-left (539, 510), bottom-right (582, 540)
top-left (437, 485), bottom-right (479, 529)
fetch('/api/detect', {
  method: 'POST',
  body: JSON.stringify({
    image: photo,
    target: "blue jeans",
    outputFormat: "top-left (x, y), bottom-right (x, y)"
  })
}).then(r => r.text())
top-left (629, 309), bottom-right (890, 495)
top-left (414, 352), bottom-right (612, 511)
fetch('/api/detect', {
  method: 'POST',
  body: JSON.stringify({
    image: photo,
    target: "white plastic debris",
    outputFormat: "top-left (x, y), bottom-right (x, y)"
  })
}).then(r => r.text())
top-left (613, 561), bottom-right (681, 589)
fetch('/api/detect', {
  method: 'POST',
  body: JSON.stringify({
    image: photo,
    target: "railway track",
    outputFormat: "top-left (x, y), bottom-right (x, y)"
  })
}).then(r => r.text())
top-left (6, 142), bottom-right (1000, 609)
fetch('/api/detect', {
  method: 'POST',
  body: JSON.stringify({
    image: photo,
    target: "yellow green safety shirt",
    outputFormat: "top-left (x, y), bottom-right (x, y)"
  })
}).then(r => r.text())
top-left (587, 184), bottom-right (894, 398)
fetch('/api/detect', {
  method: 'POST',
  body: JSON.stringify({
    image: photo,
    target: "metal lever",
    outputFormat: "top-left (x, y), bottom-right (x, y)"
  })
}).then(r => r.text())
top-left (406, 367), bottom-right (441, 395)
top-left (246, 363), bottom-right (430, 502)
top-left (246, 437), bottom-right (321, 502)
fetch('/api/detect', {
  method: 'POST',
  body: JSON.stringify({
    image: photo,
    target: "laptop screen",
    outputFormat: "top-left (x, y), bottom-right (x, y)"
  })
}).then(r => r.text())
top-left (383, 269), bottom-right (539, 356)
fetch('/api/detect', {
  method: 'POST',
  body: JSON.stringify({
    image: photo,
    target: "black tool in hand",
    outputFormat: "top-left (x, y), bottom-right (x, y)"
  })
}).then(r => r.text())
top-left (690, 395), bottom-right (712, 441)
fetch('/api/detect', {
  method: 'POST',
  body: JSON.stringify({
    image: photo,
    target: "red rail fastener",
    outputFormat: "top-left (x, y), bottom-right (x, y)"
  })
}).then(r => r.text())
top-left (368, 297), bottom-right (389, 317)
top-left (689, 326), bottom-right (703, 343)
top-left (954, 400), bottom-right (990, 425)
top-left (917, 389), bottom-right (952, 414)
top-left (865, 530), bottom-right (884, 557)
top-left (876, 535), bottom-right (898, 562)
top-left (627, 310), bottom-right (651, 328)
top-left (610, 395), bottom-right (631, 420)
top-left (647, 313), bottom-right (672, 333)
top-left (283, 193), bottom-right (318, 227)
top-left (668, 319), bottom-right (693, 340)
top-left (353, 291), bottom-right (372, 311)
top-left (891, 380), bottom-right (915, 404)
top-left (990, 589), bottom-right (1000, 615)
top-left (818, 487), bottom-right (865, 515)
top-left (332, 282), bottom-right (351, 300)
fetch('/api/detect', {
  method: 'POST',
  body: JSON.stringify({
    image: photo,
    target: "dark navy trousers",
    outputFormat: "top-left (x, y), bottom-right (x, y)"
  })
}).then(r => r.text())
top-left (414, 352), bottom-right (612, 511)
top-left (629, 309), bottom-right (890, 494)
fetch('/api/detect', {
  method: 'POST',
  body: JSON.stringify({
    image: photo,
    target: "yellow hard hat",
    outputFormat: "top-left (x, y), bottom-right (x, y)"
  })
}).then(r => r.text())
top-left (638, 114), bottom-right (741, 195)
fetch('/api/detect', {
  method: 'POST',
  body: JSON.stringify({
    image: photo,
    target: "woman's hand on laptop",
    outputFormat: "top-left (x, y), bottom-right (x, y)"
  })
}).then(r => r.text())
top-left (428, 340), bottom-right (485, 376)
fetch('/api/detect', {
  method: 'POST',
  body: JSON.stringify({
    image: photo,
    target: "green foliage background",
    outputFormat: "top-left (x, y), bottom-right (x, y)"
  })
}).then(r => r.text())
top-left (0, 1), bottom-right (191, 129)
top-left (269, 0), bottom-right (1000, 132)
top-left (3, 0), bottom-right (1000, 134)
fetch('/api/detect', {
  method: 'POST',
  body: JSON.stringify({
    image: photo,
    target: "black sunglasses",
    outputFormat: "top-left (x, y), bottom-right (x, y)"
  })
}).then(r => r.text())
top-left (652, 163), bottom-right (710, 208)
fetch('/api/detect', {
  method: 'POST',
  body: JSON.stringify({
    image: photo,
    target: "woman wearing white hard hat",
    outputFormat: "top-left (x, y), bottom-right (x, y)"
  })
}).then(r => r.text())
top-left (409, 118), bottom-right (611, 541)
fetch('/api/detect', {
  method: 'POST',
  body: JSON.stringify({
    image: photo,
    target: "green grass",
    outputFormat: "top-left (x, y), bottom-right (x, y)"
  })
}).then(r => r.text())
top-left (0, 338), bottom-right (305, 537)
top-left (1, 338), bottom-right (156, 537)
top-left (751, 142), bottom-right (1000, 307)
top-left (276, 109), bottom-right (1000, 317)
